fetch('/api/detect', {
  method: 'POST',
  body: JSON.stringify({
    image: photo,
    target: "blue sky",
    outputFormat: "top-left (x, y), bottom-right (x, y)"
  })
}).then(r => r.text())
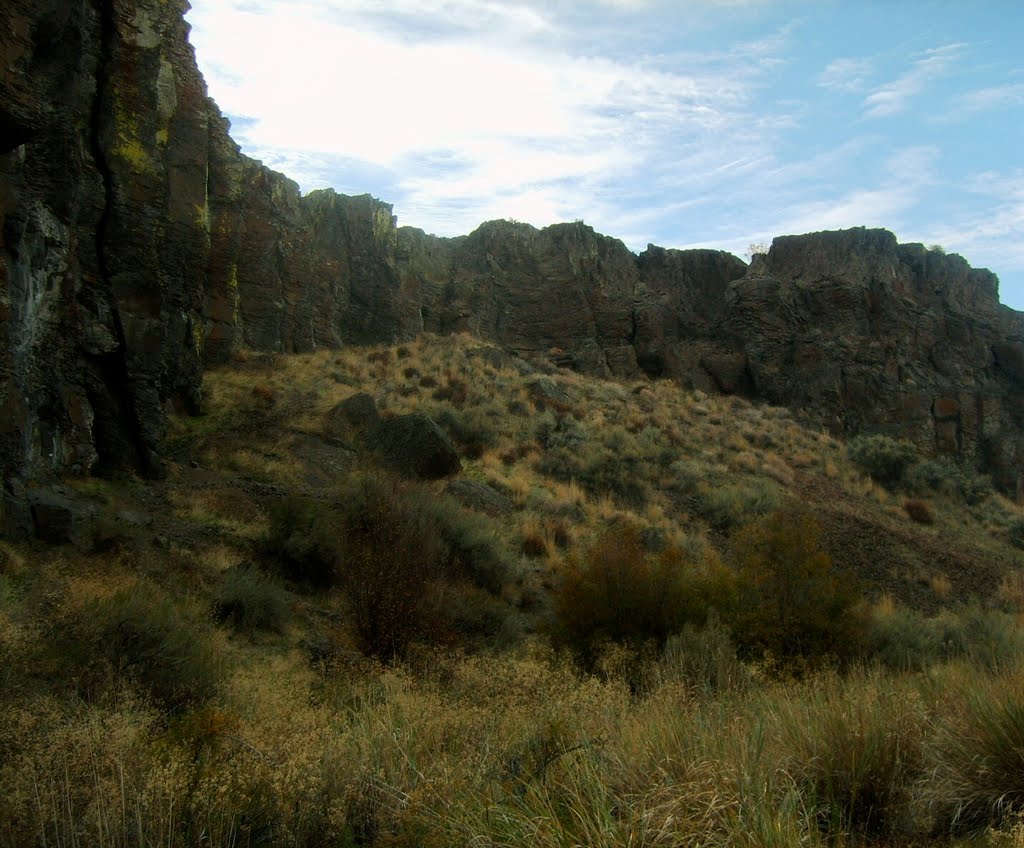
top-left (185, 1), bottom-right (1024, 309)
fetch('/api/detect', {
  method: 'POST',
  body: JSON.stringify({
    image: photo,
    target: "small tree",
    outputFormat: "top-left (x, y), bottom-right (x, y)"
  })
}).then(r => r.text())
top-left (550, 525), bottom-right (736, 667)
top-left (745, 241), bottom-right (770, 261)
top-left (731, 508), bottom-right (864, 671)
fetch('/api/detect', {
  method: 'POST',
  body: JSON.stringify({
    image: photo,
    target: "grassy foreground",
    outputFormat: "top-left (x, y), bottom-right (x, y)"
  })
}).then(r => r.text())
top-left (3, 333), bottom-right (1024, 846)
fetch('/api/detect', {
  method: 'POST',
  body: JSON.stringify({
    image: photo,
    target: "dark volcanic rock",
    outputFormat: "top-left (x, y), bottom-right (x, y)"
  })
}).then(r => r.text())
top-left (444, 479), bottom-right (513, 517)
top-left (375, 412), bottom-right (462, 479)
top-left (2, 0), bottom-right (1024, 494)
top-left (715, 229), bottom-right (1024, 488)
top-left (325, 392), bottom-right (380, 439)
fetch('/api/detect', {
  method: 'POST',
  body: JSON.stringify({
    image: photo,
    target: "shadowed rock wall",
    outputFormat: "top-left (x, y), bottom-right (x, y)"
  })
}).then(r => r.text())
top-left (2, 0), bottom-right (1023, 490)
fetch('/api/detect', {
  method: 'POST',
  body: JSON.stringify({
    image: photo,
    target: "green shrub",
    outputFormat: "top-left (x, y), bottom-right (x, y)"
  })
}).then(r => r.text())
top-left (62, 583), bottom-right (220, 709)
top-left (434, 403), bottom-right (503, 458)
top-left (847, 435), bottom-right (918, 488)
top-left (534, 412), bottom-right (586, 451)
top-left (926, 671), bottom-right (1024, 834)
top-left (550, 525), bottom-right (736, 667)
top-left (266, 495), bottom-right (340, 587)
top-left (906, 457), bottom-right (993, 505)
top-left (960, 606), bottom-right (1024, 670)
top-left (537, 444), bottom-right (651, 508)
top-left (214, 566), bottom-right (289, 635)
top-left (868, 606), bottom-right (1024, 672)
top-left (730, 508), bottom-right (865, 671)
top-left (866, 607), bottom-right (955, 671)
top-left (697, 478), bottom-right (781, 531)
top-left (1008, 518), bottom-right (1024, 551)
top-left (424, 494), bottom-right (514, 594)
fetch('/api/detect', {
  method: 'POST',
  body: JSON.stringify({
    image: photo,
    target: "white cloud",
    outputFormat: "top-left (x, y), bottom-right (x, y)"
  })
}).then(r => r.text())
top-left (187, 0), bottom-right (786, 234)
top-left (818, 57), bottom-right (874, 93)
top-left (951, 82), bottom-right (1024, 114)
top-left (863, 43), bottom-right (967, 118)
top-left (928, 170), bottom-right (1024, 277)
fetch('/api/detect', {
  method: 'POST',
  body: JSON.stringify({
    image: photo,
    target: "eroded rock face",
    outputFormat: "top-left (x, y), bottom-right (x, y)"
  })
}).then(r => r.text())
top-left (1, 0), bottom-right (210, 479)
top-left (715, 228), bottom-right (1024, 489)
top-left (0, 0), bottom-right (416, 482)
top-left (2, 0), bottom-right (1023, 493)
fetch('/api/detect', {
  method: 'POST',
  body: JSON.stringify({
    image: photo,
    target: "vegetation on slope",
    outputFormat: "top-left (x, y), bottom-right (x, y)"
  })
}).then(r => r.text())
top-left (3, 333), bottom-right (1024, 846)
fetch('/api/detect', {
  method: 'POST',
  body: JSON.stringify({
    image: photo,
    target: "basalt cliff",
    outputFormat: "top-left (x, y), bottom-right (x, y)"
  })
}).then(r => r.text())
top-left (3, 0), bottom-right (1024, 491)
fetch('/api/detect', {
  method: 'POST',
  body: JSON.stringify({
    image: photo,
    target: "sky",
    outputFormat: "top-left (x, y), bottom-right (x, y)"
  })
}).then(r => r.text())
top-left (184, 0), bottom-right (1024, 309)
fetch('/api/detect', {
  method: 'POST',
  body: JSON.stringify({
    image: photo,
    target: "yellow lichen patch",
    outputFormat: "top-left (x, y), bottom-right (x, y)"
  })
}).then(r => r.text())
top-left (114, 136), bottom-right (157, 174)
top-left (194, 202), bottom-right (210, 231)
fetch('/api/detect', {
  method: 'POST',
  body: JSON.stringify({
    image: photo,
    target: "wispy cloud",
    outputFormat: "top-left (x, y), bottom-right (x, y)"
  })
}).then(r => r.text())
top-left (928, 169), bottom-right (1024, 277)
top-left (818, 57), bottom-right (873, 93)
top-left (863, 43), bottom-right (967, 118)
top-left (951, 82), bottom-right (1024, 114)
top-left (187, 0), bottom-right (791, 236)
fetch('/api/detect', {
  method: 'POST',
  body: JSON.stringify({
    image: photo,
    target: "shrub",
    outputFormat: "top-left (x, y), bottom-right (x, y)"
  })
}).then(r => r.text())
top-left (550, 525), bottom-right (736, 667)
top-left (266, 476), bottom-right (513, 657)
top-left (730, 508), bottom-right (865, 671)
top-left (904, 498), bottom-right (934, 524)
top-left (847, 435), bottom-right (918, 488)
top-left (905, 457), bottom-right (993, 504)
top-left (433, 404), bottom-right (502, 459)
top-left (331, 476), bottom-right (450, 658)
top-left (867, 605), bottom-right (1024, 672)
top-left (214, 566), bottom-right (288, 635)
top-left (1008, 518), bottom-right (1024, 551)
top-left (266, 495), bottom-right (340, 587)
top-left (535, 413), bottom-right (586, 451)
top-left (697, 478), bottom-right (781, 531)
top-left (61, 583), bottom-right (220, 709)
top-left (424, 495), bottom-right (514, 594)
top-left (866, 607), bottom-right (954, 671)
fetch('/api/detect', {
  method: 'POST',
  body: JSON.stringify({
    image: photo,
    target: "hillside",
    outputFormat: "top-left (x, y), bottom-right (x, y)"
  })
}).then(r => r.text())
top-left (3, 334), bottom-right (1024, 845)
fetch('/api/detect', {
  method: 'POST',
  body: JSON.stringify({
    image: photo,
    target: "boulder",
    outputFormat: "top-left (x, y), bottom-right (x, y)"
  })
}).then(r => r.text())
top-left (375, 413), bottom-right (461, 479)
top-left (325, 392), bottom-right (380, 439)
top-left (444, 479), bottom-right (513, 516)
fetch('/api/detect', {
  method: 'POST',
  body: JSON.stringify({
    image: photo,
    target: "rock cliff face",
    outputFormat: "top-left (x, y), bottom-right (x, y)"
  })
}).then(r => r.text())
top-left (0, 0), bottom-right (412, 481)
top-left (2, 0), bottom-right (1023, 490)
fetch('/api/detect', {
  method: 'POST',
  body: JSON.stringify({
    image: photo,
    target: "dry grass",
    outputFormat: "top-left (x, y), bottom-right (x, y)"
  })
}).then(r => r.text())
top-left (7, 332), bottom-right (1024, 847)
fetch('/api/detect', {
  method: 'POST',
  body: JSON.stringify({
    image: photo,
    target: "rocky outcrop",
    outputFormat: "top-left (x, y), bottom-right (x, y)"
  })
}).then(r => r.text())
top-left (2, 0), bottom-right (1023, 493)
top-left (0, 0), bottom-right (416, 483)
top-left (716, 229), bottom-right (1024, 489)
top-left (375, 412), bottom-right (462, 480)
top-left (1, 0), bottom-right (211, 479)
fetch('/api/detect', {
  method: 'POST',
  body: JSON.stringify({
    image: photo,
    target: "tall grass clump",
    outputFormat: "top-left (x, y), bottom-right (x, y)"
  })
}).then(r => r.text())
top-left (57, 582), bottom-right (220, 710)
top-left (926, 669), bottom-right (1024, 835)
top-left (771, 670), bottom-right (925, 841)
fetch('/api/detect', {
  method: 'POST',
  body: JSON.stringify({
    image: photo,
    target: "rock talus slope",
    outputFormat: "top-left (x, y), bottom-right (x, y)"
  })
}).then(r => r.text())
top-left (1, 0), bottom-right (1023, 490)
